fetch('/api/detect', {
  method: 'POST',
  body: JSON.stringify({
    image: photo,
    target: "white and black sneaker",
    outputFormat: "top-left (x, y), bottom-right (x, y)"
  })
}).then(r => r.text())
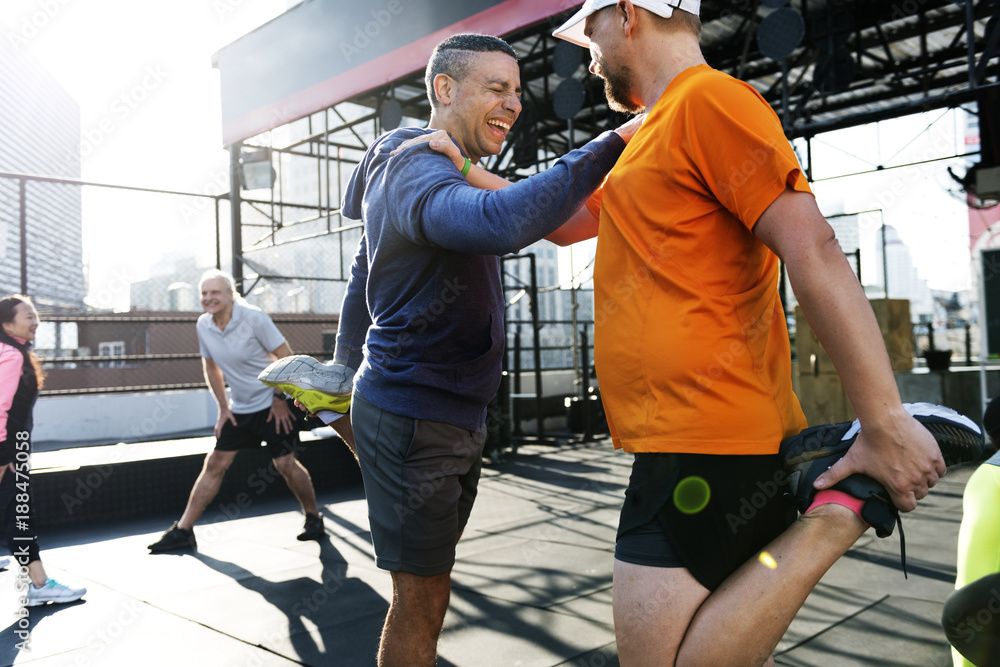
top-left (258, 356), bottom-right (355, 415)
top-left (781, 402), bottom-right (984, 533)
top-left (781, 402), bottom-right (983, 578)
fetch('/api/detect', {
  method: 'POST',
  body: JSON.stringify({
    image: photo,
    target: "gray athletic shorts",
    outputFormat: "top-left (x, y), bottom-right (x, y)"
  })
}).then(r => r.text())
top-left (352, 390), bottom-right (485, 576)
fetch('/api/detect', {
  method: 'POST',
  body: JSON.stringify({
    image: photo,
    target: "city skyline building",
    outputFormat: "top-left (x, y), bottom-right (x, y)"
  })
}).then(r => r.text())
top-left (874, 224), bottom-right (935, 320)
top-left (0, 34), bottom-right (85, 310)
top-left (505, 241), bottom-right (586, 370)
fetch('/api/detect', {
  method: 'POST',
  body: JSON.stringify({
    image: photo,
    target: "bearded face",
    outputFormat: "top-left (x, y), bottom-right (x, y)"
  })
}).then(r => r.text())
top-left (601, 57), bottom-right (643, 114)
top-left (589, 30), bottom-right (643, 114)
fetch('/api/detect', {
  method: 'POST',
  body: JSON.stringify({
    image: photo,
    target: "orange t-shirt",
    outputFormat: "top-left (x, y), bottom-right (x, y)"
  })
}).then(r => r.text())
top-left (592, 64), bottom-right (809, 455)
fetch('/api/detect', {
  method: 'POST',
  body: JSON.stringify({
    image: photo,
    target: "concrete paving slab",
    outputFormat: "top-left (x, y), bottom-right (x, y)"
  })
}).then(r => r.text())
top-left (485, 455), bottom-right (628, 505)
top-left (47, 532), bottom-right (324, 600)
top-left (317, 498), bottom-right (372, 537)
top-left (154, 557), bottom-right (392, 664)
top-left (452, 541), bottom-right (613, 608)
top-left (552, 644), bottom-right (619, 667)
top-left (0, 439), bottom-right (978, 666)
top-left (261, 606), bottom-right (387, 666)
top-left (459, 484), bottom-right (571, 533)
top-left (468, 503), bottom-right (619, 554)
top-left (455, 531), bottom-right (540, 562)
top-left (438, 588), bottom-right (617, 667)
top-left (545, 585), bottom-right (614, 629)
top-left (776, 582), bottom-right (886, 653)
top-left (0, 575), bottom-right (302, 667)
top-left (776, 596), bottom-right (953, 666)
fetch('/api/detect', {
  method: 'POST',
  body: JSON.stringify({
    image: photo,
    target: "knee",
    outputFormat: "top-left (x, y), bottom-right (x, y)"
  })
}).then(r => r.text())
top-left (394, 571), bottom-right (452, 611)
top-left (204, 452), bottom-right (234, 476)
top-left (942, 589), bottom-right (975, 643)
top-left (272, 454), bottom-right (298, 476)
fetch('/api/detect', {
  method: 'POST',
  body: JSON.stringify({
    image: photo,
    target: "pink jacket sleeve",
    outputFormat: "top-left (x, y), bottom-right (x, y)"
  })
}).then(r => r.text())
top-left (0, 343), bottom-right (25, 444)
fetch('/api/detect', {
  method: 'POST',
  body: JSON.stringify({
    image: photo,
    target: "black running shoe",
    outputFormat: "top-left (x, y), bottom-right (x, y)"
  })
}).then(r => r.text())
top-left (780, 403), bottom-right (982, 578)
top-left (297, 512), bottom-right (325, 541)
top-left (148, 522), bottom-right (197, 553)
top-left (781, 402), bottom-right (984, 524)
top-left (906, 402), bottom-right (986, 465)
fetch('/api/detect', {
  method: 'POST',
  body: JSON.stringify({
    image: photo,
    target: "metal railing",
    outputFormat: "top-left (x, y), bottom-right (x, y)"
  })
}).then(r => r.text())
top-left (35, 312), bottom-right (338, 396)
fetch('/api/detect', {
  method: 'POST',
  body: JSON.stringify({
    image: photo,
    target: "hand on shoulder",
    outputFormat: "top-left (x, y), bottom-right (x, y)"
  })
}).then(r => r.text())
top-left (612, 113), bottom-right (646, 142)
top-left (389, 130), bottom-right (465, 171)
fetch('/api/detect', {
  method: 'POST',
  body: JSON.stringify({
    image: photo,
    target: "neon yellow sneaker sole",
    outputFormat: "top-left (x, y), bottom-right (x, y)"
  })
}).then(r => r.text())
top-left (258, 355), bottom-right (355, 415)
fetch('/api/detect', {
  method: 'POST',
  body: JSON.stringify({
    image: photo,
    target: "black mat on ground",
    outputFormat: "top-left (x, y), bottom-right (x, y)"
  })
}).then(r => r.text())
top-left (31, 437), bottom-right (361, 529)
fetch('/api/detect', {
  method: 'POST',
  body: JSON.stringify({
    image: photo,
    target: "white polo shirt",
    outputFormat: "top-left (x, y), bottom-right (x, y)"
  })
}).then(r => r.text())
top-left (197, 301), bottom-right (286, 414)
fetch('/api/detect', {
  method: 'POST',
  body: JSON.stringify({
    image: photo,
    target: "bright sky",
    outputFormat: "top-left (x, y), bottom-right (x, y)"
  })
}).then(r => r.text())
top-left (805, 109), bottom-right (978, 294)
top-left (2, 0), bottom-right (982, 308)
top-left (3, 0), bottom-right (287, 189)
top-left (1, 0), bottom-right (288, 309)
top-left (562, 107), bottom-right (979, 296)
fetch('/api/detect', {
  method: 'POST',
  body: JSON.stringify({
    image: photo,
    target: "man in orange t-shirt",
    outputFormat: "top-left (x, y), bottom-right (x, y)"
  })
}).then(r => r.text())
top-left (551, 1), bottom-right (948, 665)
top-left (589, 63), bottom-right (810, 456)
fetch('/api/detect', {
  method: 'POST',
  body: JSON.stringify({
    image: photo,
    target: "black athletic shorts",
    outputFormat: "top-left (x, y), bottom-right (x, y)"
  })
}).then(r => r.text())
top-left (615, 452), bottom-right (796, 591)
top-left (215, 398), bottom-right (306, 459)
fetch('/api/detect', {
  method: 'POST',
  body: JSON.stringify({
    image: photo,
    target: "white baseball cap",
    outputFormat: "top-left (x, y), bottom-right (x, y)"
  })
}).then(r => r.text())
top-left (553, 0), bottom-right (701, 48)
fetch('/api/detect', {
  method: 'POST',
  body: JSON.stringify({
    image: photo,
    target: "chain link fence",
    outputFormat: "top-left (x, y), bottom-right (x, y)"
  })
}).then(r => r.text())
top-left (0, 171), bottom-right (352, 399)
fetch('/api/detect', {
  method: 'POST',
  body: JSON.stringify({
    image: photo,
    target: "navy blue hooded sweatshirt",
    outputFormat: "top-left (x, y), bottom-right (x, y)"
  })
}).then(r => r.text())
top-left (336, 127), bottom-right (625, 431)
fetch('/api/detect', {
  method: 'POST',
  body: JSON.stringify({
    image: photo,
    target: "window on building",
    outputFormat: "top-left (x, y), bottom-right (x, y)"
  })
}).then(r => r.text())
top-left (98, 341), bottom-right (126, 368)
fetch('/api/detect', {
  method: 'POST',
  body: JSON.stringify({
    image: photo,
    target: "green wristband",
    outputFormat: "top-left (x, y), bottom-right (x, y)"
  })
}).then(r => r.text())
top-left (461, 157), bottom-right (471, 177)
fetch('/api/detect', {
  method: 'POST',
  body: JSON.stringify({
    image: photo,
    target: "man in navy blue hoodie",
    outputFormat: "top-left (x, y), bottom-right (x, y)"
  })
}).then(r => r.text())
top-left (323, 34), bottom-right (634, 665)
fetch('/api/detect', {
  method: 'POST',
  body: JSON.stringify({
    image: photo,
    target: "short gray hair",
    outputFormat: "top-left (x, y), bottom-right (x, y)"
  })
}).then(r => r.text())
top-left (425, 34), bottom-right (518, 109)
top-left (199, 269), bottom-right (236, 293)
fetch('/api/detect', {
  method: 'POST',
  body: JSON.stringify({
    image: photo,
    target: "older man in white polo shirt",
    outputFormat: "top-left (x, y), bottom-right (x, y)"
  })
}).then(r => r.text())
top-left (148, 270), bottom-right (324, 552)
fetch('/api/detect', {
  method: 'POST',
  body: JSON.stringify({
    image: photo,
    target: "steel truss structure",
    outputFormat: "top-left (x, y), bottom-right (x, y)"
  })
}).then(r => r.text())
top-left (228, 0), bottom-right (998, 282)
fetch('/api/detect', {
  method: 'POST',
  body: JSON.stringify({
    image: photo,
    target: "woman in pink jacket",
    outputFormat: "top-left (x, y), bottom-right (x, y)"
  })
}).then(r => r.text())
top-left (0, 295), bottom-right (85, 607)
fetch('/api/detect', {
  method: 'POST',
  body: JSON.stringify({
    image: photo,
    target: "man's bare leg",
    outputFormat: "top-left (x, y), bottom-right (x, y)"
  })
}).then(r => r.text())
top-left (614, 562), bottom-right (710, 666)
top-left (379, 570), bottom-right (451, 667)
top-left (178, 449), bottom-right (238, 530)
top-left (273, 452), bottom-right (319, 516)
top-left (615, 504), bottom-right (867, 667)
top-left (331, 415), bottom-right (357, 461)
